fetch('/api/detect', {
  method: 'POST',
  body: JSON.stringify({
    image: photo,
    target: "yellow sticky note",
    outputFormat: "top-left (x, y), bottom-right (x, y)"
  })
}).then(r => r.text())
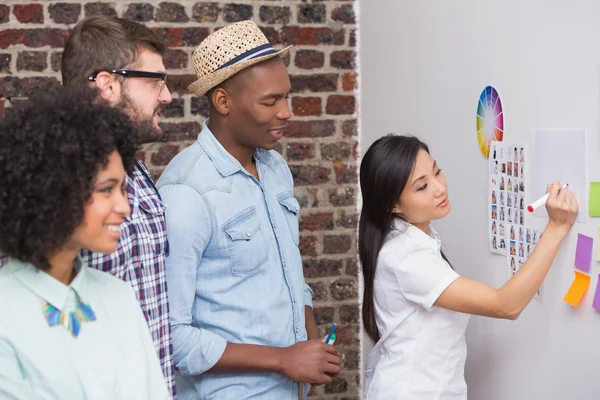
top-left (563, 271), bottom-right (591, 307)
top-left (590, 182), bottom-right (600, 217)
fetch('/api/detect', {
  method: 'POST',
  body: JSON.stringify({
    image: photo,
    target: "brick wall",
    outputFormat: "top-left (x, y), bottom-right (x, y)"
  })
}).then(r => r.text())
top-left (0, 1), bottom-right (359, 398)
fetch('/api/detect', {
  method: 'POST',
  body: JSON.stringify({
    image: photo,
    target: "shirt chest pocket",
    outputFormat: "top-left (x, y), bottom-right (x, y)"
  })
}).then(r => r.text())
top-left (223, 207), bottom-right (269, 274)
top-left (278, 192), bottom-right (300, 246)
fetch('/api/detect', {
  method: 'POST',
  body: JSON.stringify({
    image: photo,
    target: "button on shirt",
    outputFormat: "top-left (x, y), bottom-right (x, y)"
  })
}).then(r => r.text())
top-left (157, 121), bottom-right (313, 400)
top-left (0, 258), bottom-right (170, 400)
top-left (364, 218), bottom-right (470, 400)
top-left (81, 160), bottom-right (175, 398)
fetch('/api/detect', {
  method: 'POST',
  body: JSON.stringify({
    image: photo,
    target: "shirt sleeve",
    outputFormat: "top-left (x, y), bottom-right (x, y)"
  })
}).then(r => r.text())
top-left (303, 282), bottom-right (314, 309)
top-left (159, 184), bottom-right (227, 376)
top-left (387, 246), bottom-right (459, 311)
top-left (0, 332), bottom-right (37, 400)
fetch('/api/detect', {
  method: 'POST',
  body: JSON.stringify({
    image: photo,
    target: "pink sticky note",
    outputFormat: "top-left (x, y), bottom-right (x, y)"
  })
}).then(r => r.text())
top-left (575, 234), bottom-right (593, 272)
top-left (593, 275), bottom-right (600, 312)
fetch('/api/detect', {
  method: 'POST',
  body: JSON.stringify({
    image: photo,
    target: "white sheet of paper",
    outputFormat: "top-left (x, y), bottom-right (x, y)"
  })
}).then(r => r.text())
top-left (529, 129), bottom-right (587, 222)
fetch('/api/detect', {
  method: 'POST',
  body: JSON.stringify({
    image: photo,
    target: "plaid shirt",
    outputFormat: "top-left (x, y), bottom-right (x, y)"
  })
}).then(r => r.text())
top-left (81, 160), bottom-right (175, 398)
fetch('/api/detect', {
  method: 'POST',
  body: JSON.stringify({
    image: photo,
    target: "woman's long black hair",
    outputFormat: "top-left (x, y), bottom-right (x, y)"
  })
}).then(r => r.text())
top-left (359, 134), bottom-right (430, 343)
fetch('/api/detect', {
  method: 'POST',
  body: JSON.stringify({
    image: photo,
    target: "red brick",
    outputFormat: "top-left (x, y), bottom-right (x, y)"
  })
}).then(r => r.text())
top-left (331, 4), bottom-right (356, 23)
top-left (191, 96), bottom-right (210, 118)
top-left (323, 234), bottom-right (352, 254)
top-left (84, 2), bottom-right (117, 17)
top-left (292, 96), bottom-right (321, 116)
top-left (164, 49), bottom-right (188, 70)
top-left (308, 281), bottom-right (328, 302)
top-left (324, 376), bottom-right (348, 394)
top-left (160, 121), bottom-right (202, 142)
top-left (286, 120), bottom-right (335, 138)
top-left (297, 4), bottom-right (326, 23)
top-left (291, 74), bottom-right (337, 92)
top-left (160, 98), bottom-right (184, 118)
top-left (303, 258), bottom-right (343, 278)
top-left (0, 54), bottom-right (11, 73)
top-left (329, 187), bottom-right (355, 207)
top-left (260, 27), bottom-right (281, 45)
top-left (156, 2), bottom-right (189, 22)
top-left (330, 51), bottom-right (356, 69)
top-left (0, 76), bottom-right (60, 98)
top-left (223, 3), bottom-right (253, 22)
top-left (346, 257), bottom-right (358, 275)
top-left (153, 27), bottom-right (210, 47)
top-left (336, 210), bottom-right (358, 229)
top-left (151, 144), bottom-right (180, 166)
top-left (166, 74), bottom-right (196, 95)
top-left (312, 306), bottom-right (335, 325)
top-left (339, 304), bottom-right (359, 324)
top-left (16, 51), bottom-right (47, 72)
top-left (123, 3), bottom-right (154, 22)
top-left (326, 95), bottom-right (355, 115)
top-left (281, 27), bottom-right (345, 46)
top-left (49, 3), bottom-right (81, 24)
top-left (0, 5), bottom-right (8, 24)
top-left (260, 5), bottom-right (290, 24)
top-left (342, 348), bottom-right (359, 370)
top-left (333, 161), bottom-right (357, 184)
top-left (13, 4), bottom-right (43, 24)
top-left (342, 72), bottom-right (358, 91)
top-left (192, 2), bottom-right (220, 22)
top-left (51, 52), bottom-right (62, 72)
top-left (299, 235), bottom-right (317, 257)
top-left (294, 50), bottom-right (324, 69)
top-left (349, 29), bottom-right (356, 47)
top-left (290, 165), bottom-right (330, 186)
top-left (329, 278), bottom-right (357, 300)
top-left (0, 29), bottom-right (71, 49)
top-left (300, 212), bottom-right (334, 231)
top-left (321, 142), bottom-right (352, 161)
top-left (286, 142), bottom-right (315, 161)
top-left (342, 119), bottom-right (357, 137)
top-left (182, 28), bottom-right (211, 46)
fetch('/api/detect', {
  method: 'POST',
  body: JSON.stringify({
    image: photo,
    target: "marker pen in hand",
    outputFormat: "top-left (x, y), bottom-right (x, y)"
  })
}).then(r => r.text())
top-left (527, 183), bottom-right (568, 212)
top-left (325, 324), bottom-right (336, 345)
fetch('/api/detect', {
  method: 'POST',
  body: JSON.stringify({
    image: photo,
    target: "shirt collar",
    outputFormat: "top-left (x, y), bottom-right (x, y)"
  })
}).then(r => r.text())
top-left (11, 256), bottom-right (87, 310)
top-left (197, 119), bottom-right (274, 177)
top-left (391, 217), bottom-right (442, 251)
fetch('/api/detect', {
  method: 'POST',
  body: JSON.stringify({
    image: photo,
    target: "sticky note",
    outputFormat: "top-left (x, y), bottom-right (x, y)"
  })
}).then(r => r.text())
top-left (596, 227), bottom-right (600, 261)
top-left (592, 275), bottom-right (600, 312)
top-left (575, 233), bottom-right (593, 272)
top-left (590, 182), bottom-right (600, 217)
top-left (563, 271), bottom-right (591, 307)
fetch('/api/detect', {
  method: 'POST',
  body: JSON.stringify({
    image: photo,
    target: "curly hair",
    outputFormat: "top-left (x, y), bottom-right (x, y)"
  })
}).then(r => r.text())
top-left (0, 85), bottom-right (138, 270)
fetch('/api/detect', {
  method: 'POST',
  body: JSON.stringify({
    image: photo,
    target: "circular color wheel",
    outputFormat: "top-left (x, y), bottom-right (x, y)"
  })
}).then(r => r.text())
top-left (476, 86), bottom-right (504, 158)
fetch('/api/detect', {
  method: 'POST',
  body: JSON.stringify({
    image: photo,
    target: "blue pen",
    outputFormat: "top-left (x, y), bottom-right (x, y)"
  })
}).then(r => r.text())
top-left (325, 323), bottom-right (337, 344)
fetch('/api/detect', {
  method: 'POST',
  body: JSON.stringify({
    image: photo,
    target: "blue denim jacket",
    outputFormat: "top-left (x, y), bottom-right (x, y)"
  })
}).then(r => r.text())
top-left (157, 121), bottom-right (313, 399)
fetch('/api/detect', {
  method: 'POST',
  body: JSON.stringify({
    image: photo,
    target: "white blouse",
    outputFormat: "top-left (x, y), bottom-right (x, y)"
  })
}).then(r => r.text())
top-left (364, 218), bottom-right (470, 400)
top-left (0, 258), bottom-right (170, 400)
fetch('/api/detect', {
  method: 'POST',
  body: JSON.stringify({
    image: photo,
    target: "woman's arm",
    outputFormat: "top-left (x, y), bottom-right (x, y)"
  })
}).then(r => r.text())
top-left (434, 182), bottom-right (577, 319)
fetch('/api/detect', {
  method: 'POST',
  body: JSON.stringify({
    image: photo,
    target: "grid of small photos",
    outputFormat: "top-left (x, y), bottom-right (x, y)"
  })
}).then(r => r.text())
top-left (488, 141), bottom-right (544, 281)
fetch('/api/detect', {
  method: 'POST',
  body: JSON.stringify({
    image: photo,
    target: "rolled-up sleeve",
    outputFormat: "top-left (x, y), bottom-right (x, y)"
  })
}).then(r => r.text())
top-left (303, 282), bottom-right (314, 309)
top-left (160, 184), bottom-right (227, 376)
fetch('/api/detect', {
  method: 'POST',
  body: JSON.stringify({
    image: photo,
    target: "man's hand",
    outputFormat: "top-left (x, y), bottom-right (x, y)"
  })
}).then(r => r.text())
top-left (277, 340), bottom-right (343, 384)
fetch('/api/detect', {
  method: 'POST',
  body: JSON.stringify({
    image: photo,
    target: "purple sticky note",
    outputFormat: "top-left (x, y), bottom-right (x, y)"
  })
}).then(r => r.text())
top-left (593, 275), bottom-right (600, 312)
top-left (575, 233), bottom-right (593, 272)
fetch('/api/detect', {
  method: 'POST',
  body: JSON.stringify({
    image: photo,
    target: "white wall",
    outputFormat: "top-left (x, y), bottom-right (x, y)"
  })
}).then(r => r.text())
top-left (360, 1), bottom-right (600, 399)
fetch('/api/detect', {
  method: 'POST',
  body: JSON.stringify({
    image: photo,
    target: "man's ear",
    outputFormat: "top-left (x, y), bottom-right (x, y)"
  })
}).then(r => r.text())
top-left (93, 71), bottom-right (120, 106)
top-left (211, 87), bottom-right (231, 116)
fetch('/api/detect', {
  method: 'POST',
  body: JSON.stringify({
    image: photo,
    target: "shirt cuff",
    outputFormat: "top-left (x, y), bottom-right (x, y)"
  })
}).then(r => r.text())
top-left (303, 283), bottom-right (314, 309)
top-left (175, 329), bottom-right (227, 376)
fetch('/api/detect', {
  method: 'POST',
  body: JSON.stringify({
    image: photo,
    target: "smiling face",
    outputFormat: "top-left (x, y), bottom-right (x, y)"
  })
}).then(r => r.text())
top-left (69, 151), bottom-right (130, 254)
top-left (211, 57), bottom-right (292, 151)
top-left (393, 149), bottom-right (451, 232)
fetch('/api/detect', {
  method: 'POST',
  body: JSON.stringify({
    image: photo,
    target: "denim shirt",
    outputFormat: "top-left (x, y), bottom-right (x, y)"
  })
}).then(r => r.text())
top-left (157, 121), bottom-right (313, 400)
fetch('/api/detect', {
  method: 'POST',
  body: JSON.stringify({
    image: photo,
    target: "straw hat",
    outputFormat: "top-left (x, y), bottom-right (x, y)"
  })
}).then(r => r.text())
top-left (188, 20), bottom-right (292, 96)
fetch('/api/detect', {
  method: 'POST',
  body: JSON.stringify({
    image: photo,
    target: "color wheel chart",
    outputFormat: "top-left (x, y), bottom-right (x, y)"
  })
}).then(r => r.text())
top-left (477, 86), bottom-right (504, 158)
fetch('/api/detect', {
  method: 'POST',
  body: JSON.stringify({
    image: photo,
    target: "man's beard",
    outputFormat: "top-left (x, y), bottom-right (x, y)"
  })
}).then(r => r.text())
top-left (117, 91), bottom-right (162, 145)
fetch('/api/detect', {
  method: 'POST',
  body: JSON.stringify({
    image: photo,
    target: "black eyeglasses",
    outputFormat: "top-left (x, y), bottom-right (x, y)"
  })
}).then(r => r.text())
top-left (88, 69), bottom-right (168, 94)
